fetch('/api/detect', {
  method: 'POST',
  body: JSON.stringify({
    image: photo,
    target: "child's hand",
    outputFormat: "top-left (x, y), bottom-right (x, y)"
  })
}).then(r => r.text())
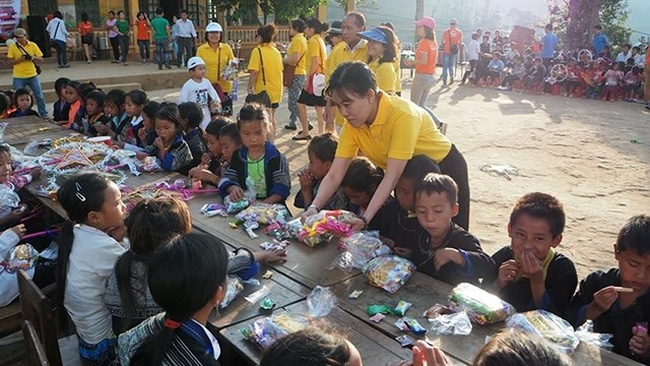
top-left (228, 186), bottom-right (244, 201)
top-left (113, 141), bottom-right (125, 149)
top-left (298, 169), bottom-right (314, 192)
top-left (137, 127), bottom-right (147, 142)
top-left (394, 246), bottom-right (413, 258)
top-left (135, 152), bottom-right (147, 160)
top-left (254, 249), bottom-right (287, 263)
top-left (497, 259), bottom-right (519, 289)
top-left (95, 123), bottom-right (109, 135)
top-left (630, 325), bottom-right (650, 356)
top-left (200, 153), bottom-right (212, 166)
top-left (411, 340), bottom-right (453, 366)
top-left (30, 167), bottom-right (42, 180)
top-left (10, 224), bottom-right (26, 239)
top-left (154, 137), bottom-right (165, 150)
top-left (189, 168), bottom-right (217, 185)
top-left (433, 248), bottom-right (463, 270)
top-left (519, 250), bottom-right (544, 281)
top-left (591, 286), bottom-right (619, 313)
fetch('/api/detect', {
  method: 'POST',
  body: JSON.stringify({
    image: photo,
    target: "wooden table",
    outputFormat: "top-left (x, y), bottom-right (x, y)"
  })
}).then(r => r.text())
top-left (1, 116), bottom-right (77, 148)
top-left (219, 300), bottom-right (415, 366)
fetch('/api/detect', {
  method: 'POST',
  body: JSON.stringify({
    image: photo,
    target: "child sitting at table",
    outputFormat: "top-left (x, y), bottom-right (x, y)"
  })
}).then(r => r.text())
top-left (137, 103), bottom-right (193, 173)
top-left (97, 89), bottom-right (130, 141)
top-left (294, 133), bottom-right (346, 211)
top-left (76, 90), bottom-right (108, 137)
top-left (178, 102), bottom-right (207, 173)
top-left (410, 173), bottom-right (493, 285)
top-left (567, 215), bottom-right (650, 364)
top-left (8, 88), bottom-right (39, 118)
top-left (117, 233), bottom-right (227, 365)
top-left (218, 121), bottom-right (242, 176)
top-left (188, 117), bottom-right (230, 186)
top-left (0, 91), bottom-right (11, 119)
top-left (340, 157), bottom-right (392, 228)
top-left (0, 144), bottom-right (41, 230)
top-left (219, 103), bottom-right (290, 204)
top-left (368, 155), bottom-right (440, 259)
top-left (55, 173), bottom-right (128, 365)
top-left (122, 89), bottom-right (148, 146)
top-left (136, 101), bottom-right (160, 149)
top-left (52, 77), bottom-right (70, 122)
top-left (483, 192), bottom-right (577, 316)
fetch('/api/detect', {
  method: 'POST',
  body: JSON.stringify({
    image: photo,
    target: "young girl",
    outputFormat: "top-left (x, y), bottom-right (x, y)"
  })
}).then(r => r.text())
top-left (340, 157), bottom-right (391, 228)
top-left (117, 233), bottom-right (227, 365)
top-left (137, 101), bottom-right (160, 149)
top-left (0, 144), bottom-right (40, 230)
top-left (55, 173), bottom-right (128, 364)
top-left (78, 90), bottom-right (108, 137)
top-left (123, 89), bottom-right (148, 147)
top-left (70, 83), bottom-right (97, 134)
top-left (603, 62), bottom-right (623, 102)
top-left (219, 104), bottom-right (290, 204)
top-left (178, 102), bottom-right (207, 173)
top-left (138, 103), bottom-right (193, 172)
top-left (52, 77), bottom-right (71, 122)
top-left (188, 117), bottom-right (230, 186)
top-left (624, 66), bottom-right (643, 101)
top-left (97, 89), bottom-right (130, 141)
top-left (583, 61), bottom-right (604, 99)
top-left (358, 26), bottom-right (398, 94)
top-left (0, 91), bottom-right (10, 119)
top-left (58, 81), bottom-right (84, 128)
top-left (8, 88), bottom-right (39, 118)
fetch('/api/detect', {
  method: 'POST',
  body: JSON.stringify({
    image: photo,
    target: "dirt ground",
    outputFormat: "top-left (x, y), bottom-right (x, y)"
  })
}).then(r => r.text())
top-left (147, 78), bottom-right (650, 280)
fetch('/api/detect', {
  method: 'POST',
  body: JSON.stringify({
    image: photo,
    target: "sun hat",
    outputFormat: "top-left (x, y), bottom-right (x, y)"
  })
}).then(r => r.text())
top-left (414, 17), bottom-right (436, 30)
top-left (357, 27), bottom-right (388, 44)
top-left (13, 28), bottom-right (27, 37)
top-left (187, 56), bottom-right (206, 70)
top-left (328, 20), bottom-right (342, 35)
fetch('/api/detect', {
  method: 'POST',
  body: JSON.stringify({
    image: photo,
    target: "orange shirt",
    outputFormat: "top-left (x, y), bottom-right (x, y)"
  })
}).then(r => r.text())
top-left (136, 20), bottom-right (150, 41)
top-left (415, 38), bottom-right (438, 74)
top-left (442, 28), bottom-right (462, 54)
top-left (78, 21), bottom-right (93, 36)
top-left (65, 100), bottom-right (81, 128)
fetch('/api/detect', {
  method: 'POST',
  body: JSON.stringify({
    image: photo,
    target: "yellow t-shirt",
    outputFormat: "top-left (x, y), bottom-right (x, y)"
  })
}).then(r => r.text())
top-left (336, 92), bottom-right (452, 167)
top-left (7, 41), bottom-right (43, 79)
top-left (393, 53), bottom-right (402, 93)
top-left (196, 42), bottom-right (236, 93)
top-left (326, 42), bottom-right (346, 78)
top-left (248, 43), bottom-right (284, 104)
top-left (369, 59), bottom-right (396, 94)
top-left (287, 33), bottom-right (308, 76)
top-left (307, 34), bottom-right (326, 75)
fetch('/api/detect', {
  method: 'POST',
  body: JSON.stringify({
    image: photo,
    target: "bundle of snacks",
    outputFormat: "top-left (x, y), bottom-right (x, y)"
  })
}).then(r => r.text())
top-left (506, 310), bottom-right (579, 354)
top-left (362, 255), bottom-right (416, 293)
top-left (448, 283), bottom-right (515, 325)
top-left (298, 210), bottom-right (357, 247)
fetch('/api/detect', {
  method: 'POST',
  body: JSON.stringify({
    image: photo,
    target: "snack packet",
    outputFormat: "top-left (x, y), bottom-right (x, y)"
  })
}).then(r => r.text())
top-left (506, 310), bottom-right (580, 354)
top-left (219, 276), bottom-right (244, 309)
top-left (362, 255), bottom-right (416, 293)
top-left (330, 231), bottom-right (392, 271)
top-left (298, 210), bottom-right (357, 247)
top-left (448, 283), bottom-right (515, 325)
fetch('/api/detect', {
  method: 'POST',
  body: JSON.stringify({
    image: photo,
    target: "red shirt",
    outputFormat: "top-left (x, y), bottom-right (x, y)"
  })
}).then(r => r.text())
top-left (78, 21), bottom-right (93, 36)
top-left (415, 38), bottom-right (438, 74)
top-left (136, 20), bottom-right (150, 41)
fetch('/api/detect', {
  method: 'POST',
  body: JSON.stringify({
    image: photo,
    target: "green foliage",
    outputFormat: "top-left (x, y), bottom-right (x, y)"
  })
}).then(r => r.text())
top-left (273, 0), bottom-right (326, 21)
top-left (600, 0), bottom-right (632, 54)
top-left (332, 0), bottom-right (378, 8)
top-left (214, 0), bottom-right (324, 24)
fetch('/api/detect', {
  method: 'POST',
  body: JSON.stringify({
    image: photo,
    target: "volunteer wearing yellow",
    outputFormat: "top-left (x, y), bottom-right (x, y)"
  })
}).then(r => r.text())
top-left (7, 28), bottom-right (47, 116)
top-left (283, 19), bottom-right (308, 130)
top-left (197, 22), bottom-right (236, 116)
top-left (358, 26), bottom-right (399, 94)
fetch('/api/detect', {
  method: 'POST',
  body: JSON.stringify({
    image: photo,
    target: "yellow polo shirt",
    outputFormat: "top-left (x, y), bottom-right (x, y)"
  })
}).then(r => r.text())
top-left (393, 54), bottom-right (402, 93)
top-left (307, 34), bottom-right (326, 75)
top-left (336, 92), bottom-right (452, 168)
top-left (196, 42), bottom-right (236, 93)
top-left (369, 59), bottom-right (396, 94)
top-left (248, 43), bottom-right (284, 104)
top-left (7, 41), bottom-right (42, 79)
top-left (287, 33), bottom-right (307, 75)
top-left (326, 42), bottom-right (346, 77)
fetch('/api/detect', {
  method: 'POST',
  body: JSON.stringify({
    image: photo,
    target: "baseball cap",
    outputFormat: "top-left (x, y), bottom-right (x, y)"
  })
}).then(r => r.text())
top-left (357, 27), bottom-right (387, 44)
top-left (13, 28), bottom-right (26, 37)
top-left (414, 17), bottom-right (436, 30)
top-left (187, 56), bottom-right (205, 70)
top-left (206, 22), bottom-right (223, 33)
top-left (328, 20), bottom-right (342, 35)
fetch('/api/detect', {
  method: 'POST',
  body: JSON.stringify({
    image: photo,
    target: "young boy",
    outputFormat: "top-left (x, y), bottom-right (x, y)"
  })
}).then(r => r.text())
top-left (294, 133), bottom-right (346, 211)
top-left (567, 215), bottom-right (650, 363)
top-left (217, 122), bottom-right (241, 177)
top-left (188, 117), bottom-right (230, 186)
top-left (483, 192), bottom-right (577, 316)
top-left (368, 155), bottom-right (440, 258)
top-left (178, 56), bottom-right (220, 129)
top-left (410, 173), bottom-right (494, 285)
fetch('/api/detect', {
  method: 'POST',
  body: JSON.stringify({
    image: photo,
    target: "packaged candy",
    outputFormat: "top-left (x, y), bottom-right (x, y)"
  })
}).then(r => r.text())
top-left (575, 320), bottom-right (614, 351)
top-left (348, 290), bottom-right (363, 299)
top-left (224, 196), bottom-right (251, 214)
top-left (241, 313), bottom-right (309, 350)
top-left (245, 285), bottom-right (270, 304)
top-left (201, 203), bottom-right (228, 217)
top-left (369, 313), bottom-right (385, 323)
top-left (1, 244), bottom-right (38, 274)
top-left (395, 318), bottom-right (409, 332)
top-left (262, 270), bottom-right (273, 279)
top-left (298, 210), bottom-right (357, 247)
top-left (260, 239), bottom-right (289, 251)
top-left (307, 286), bottom-right (337, 317)
top-left (235, 204), bottom-right (290, 226)
top-left (395, 335), bottom-right (414, 347)
top-left (449, 283), bottom-right (515, 325)
top-left (426, 311), bottom-right (472, 336)
top-left (0, 184), bottom-right (20, 218)
top-left (260, 298), bottom-right (276, 310)
top-left (394, 301), bottom-right (412, 316)
top-left (506, 310), bottom-right (579, 354)
top-left (362, 255), bottom-right (416, 293)
top-left (367, 304), bottom-right (392, 316)
top-left (219, 276), bottom-right (244, 309)
top-left (404, 318), bottom-right (426, 335)
top-left (423, 304), bottom-right (454, 318)
top-left (330, 231), bottom-right (392, 272)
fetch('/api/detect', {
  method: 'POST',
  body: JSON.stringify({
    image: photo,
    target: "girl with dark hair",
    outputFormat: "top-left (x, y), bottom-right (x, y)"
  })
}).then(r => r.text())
top-left (117, 233), bottom-right (228, 365)
top-left (189, 117), bottom-right (231, 184)
top-left (78, 12), bottom-right (94, 64)
top-left (55, 173), bottom-right (128, 364)
top-left (407, 16), bottom-right (438, 113)
top-left (137, 101), bottom-right (160, 148)
top-left (59, 81), bottom-right (83, 128)
top-left (137, 103), bottom-right (193, 172)
top-left (116, 10), bottom-right (130, 66)
top-left (107, 10), bottom-right (120, 63)
top-left (178, 101), bottom-right (207, 173)
top-left (46, 11), bottom-right (69, 68)
top-left (135, 12), bottom-right (151, 63)
top-left (282, 18), bottom-right (308, 131)
top-left (340, 157), bottom-right (393, 228)
top-left (260, 328), bottom-right (361, 366)
top-left (97, 89), bottom-right (129, 141)
top-left (8, 88), bottom-right (39, 117)
top-left (120, 89), bottom-right (148, 147)
top-left (303, 61), bottom-right (470, 231)
top-left (79, 90), bottom-right (108, 136)
top-left (52, 77), bottom-right (70, 122)
top-left (358, 26), bottom-right (399, 94)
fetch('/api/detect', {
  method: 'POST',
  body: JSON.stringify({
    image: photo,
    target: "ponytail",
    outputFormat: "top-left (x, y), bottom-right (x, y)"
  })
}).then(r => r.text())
top-left (130, 316), bottom-right (178, 365)
top-left (55, 220), bottom-right (75, 330)
top-left (114, 251), bottom-right (140, 332)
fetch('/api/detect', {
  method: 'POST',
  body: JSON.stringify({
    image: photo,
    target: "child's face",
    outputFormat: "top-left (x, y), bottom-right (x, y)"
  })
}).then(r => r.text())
top-left (615, 248), bottom-right (650, 291)
top-left (65, 86), bottom-right (79, 103)
top-left (342, 187), bottom-right (372, 210)
top-left (90, 182), bottom-right (125, 232)
top-left (206, 133), bottom-right (222, 157)
top-left (104, 101), bottom-right (119, 117)
top-left (125, 97), bottom-right (142, 118)
top-left (190, 65), bottom-right (207, 79)
top-left (85, 99), bottom-right (100, 115)
top-left (239, 121), bottom-right (266, 154)
top-left (219, 135), bottom-right (239, 162)
top-left (142, 114), bottom-right (154, 131)
top-left (0, 152), bottom-right (12, 183)
top-left (395, 177), bottom-right (416, 212)
top-left (415, 191), bottom-right (458, 239)
top-left (16, 94), bottom-right (31, 110)
top-left (307, 151), bottom-right (331, 180)
top-left (155, 118), bottom-right (179, 144)
top-left (508, 213), bottom-right (561, 263)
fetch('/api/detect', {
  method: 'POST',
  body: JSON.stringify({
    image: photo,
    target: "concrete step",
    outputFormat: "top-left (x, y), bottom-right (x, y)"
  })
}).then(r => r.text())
top-left (43, 82), bottom-right (142, 103)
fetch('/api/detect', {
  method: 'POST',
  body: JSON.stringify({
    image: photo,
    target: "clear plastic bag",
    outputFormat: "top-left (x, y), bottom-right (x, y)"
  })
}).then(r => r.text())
top-left (0, 122), bottom-right (7, 142)
top-left (307, 286), bottom-right (337, 317)
top-left (449, 283), bottom-right (515, 325)
top-left (330, 231), bottom-right (392, 272)
top-left (362, 255), bottom-right (416, 293)
top-left (575, 320), bottom-right (614, 351)
top-left (22, 139), bottom-right (40, 155)
top-left (506, 310), bottom-right (580, 354)
top-left (240, 313), bottom-right (309, 350)
top-left (0, 184), bottom-right (21, 218)
top-left (219, 276), bottom-right (244, 309)
top-left (426, 311), bottom-right (472, 336)
top-left (299, 210), bottom-right (357, 247)
top-left (234, 204), bottom-right (290, 226)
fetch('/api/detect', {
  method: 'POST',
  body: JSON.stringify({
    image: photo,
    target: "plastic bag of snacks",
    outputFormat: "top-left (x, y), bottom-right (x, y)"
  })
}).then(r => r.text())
top-left (448, 283), bottom-right (515, 325)
top-left (0, 244), bottom-right (38, 274)
top-left (506, 310), bottom-right (580, 354)
top-left (240, 313), bottom-right (309, 350)
top-left (426, 311), bottom-right (472, 336)
top-left (299, 210), bottom-right (357, 247)
top-left (362, 255), bottom-right (416, 293)
top-left (575, 320), bottom-right (614, 351)
top-left (219, 276), bottom-right (244, 309)
top-left (330, 231), bottom-right (392, 272)
top-left (234, 204), bottom-right (290, 226)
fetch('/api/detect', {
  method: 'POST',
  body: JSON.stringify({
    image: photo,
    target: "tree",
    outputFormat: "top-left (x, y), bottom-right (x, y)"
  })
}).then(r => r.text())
top-left (214, 0), bottom-right (325, 25)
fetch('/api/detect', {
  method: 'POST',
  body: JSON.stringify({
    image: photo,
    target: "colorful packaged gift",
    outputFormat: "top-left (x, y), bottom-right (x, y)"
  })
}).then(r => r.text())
top-left (224, 196), bottom-right (251, 214)
top-left (506, 310), bottom-right (580, 354)
top-left (299, 210), bottom-right (357, 247)
top-left (234, 204), bottom-right (290, 226)
top-left (331, 231), bottom-right (392, 271)
top-left (362, 255), bottom-right (416, 293)
top-left (448, 283), bottom-right (515, 325)
top-left (240, 313), bottom-right (309, 350)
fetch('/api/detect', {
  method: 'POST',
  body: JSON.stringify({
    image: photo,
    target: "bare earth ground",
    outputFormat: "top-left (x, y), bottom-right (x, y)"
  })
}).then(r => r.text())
top-left (84, 75), bottom-right (650, 280)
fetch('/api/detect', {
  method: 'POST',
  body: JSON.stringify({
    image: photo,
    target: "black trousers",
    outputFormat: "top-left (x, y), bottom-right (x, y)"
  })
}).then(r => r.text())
top-left (109, 36), bottom-right (120, 61)
top-left (438, 144), bottom-right (470, 230)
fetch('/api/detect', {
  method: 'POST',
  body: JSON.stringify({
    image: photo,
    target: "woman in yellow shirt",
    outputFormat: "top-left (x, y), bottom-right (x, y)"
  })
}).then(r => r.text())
top-left (281, 19), bottom-right (308, 131)
top-left (358, 26), bottom-right (398, 94)
top-left (247, 24), bottom-right (283, 141)
top-left (197, 22), bottom-right (236, 116)
top-left (303, 61), bottom-right (470, 230)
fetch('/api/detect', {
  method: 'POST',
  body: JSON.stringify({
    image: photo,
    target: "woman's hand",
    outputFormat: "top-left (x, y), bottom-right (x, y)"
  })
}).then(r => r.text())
top-left (343, 217), bottom-right (366, 232)
top-left (301, 206), bottom-right (318, 223)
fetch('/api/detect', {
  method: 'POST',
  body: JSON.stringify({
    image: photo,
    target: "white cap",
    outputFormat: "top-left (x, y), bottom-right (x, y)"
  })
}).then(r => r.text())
top-left (206, 22), bottom-right (223, 33)
top-left (187, 56), bottom-right (205, 70)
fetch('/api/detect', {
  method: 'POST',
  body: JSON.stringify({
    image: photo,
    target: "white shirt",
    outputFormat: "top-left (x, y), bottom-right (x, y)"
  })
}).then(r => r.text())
top-left (176, 19), bottom-right (197, 38)
top-left (191, 319), bottom-right (221, 360)
top-left (178, 77), bottom-right (220, 129)
top-left (615, 51), bottom-right (630, 63)
top-left (467, 39), bottom-right (480, 61)
top-left (46, 18), bottom-right (69, 42)
top-left (633, 53), bottom-right (645, 67)
top-left (64, 225), bottom-right (128, 344)
top-left (0, 229), bottom-right (29, 307)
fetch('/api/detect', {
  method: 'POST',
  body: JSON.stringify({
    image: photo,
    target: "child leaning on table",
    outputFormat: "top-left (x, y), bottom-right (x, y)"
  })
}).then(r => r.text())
top-left (178, 101), bottom-right (208, 174)
top-left (219, 103), bottom-right (291, 204)
top-left (340, 157), bottom-right (392, 228)
top-left (410, 173), bottom-right (494, 286)
top-left (483, 192), bottom-right (577, 316)
top-left (188, 117), bottom-right (231, 186)
top-left (97, 89), bottom-right (130, 142)
top-left (567, 215), bottom-right (650, 364)
top-left (0, 144), bottom-right (41, 230)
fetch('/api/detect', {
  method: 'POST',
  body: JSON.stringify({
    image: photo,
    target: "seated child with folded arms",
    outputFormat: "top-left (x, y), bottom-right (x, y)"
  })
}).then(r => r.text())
top-left (219, 104), bottom-right (290, 204)
top-left (189, 117), bottom-right (231, 186)
top-left (567, 215), bottom-right (650, 364)
top-left (178, 102), bottom-right (207, 174)
top-left (294, 133), bottom-right (346, 210)
top-left (340, 157), bottom-right (392, 227)
top-left (410, 173), bottom-right (493, 285)
top-left (483, 192), bottom-right (577, 316)
top-left (137, 103), bottom-right (193, 172)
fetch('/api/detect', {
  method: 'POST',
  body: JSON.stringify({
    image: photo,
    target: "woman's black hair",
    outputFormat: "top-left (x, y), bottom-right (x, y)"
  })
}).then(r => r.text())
top-left (257, 23), bottom-right (277, 43)
top-left (474, 331), bottom-right (572, 366)
top-left (0, 91), bottom-right (10, 115)
top-left (260, 328), bottom-right (352, 366)
top-left (53, 11), bottom-right (63, 19)
top-left (306, 17), bottom-right (323, 33)
top-left (105, 89), bottom-right (127, 109)
top-left (117, 10), bottom-right (125, 16)
top-left (321, 22), bottom-right (329, 33)
top-left (81, 12), bottom-right (89, 22)
top-left (77, 82), bottom-right (96, 103)
top-left (218, 121), bottom-right (241, 144)
top-left (126, 89), bottom-right (148, 107)
top-left (205, 116), bottom-right (231, 137)
top-left (374, 26), bottom-right (398, 64)
top-left (108, 10), bottom-right (115, 16)
top-left (178, 102), bottom-right (203, 130)
top-left (54, 77), bottom-right (71, 97)
top-left (308, 133), bottom-right (338, 163)
top-left (13, 88), bottom-right (34, 109)
top-left (291, 19), bottom-right (306, 33)
top-left (325, 61), bottom-right (377, 100)
top-left (155, 103), bottom-right (183, 131)
top-left (115, 197), bottom-right (192, 331)
top-left (130, 233), bottom-right (228, 366)
top-left (341, 157), bottom-right (384, 195)
top-left (85, 90), bottom-right (106, 108)
top-left (55, 173), bottom-right (112, 329)
top-left (237, 103), bottom-right (268, 129)
top-left (142, 101), bottom-right (161, 120)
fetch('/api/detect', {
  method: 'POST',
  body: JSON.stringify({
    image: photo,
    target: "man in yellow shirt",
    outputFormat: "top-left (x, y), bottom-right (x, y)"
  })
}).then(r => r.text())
top-left (7, 28), bottom-right (47, 117)
top-left (282, 19), bottom-right (308, 130)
